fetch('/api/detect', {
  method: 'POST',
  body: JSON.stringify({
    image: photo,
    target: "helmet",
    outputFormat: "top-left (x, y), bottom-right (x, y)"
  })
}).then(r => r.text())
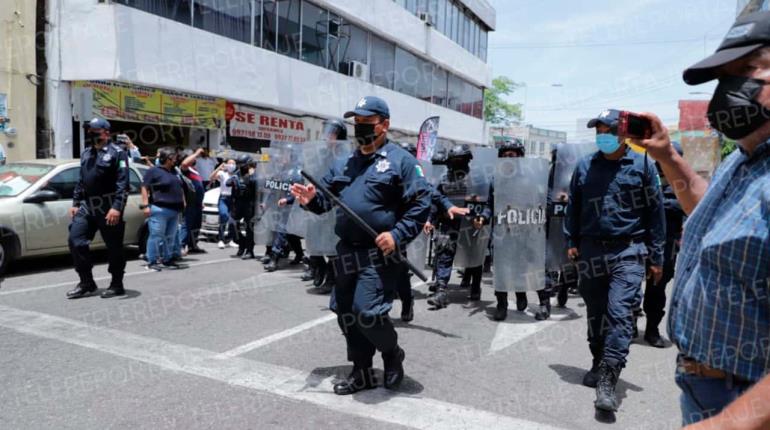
top-left (498, 138), bottom-right (525, 157)
top-left (399, 141), bottom-right (417, 157)
top-left (448, 144), bottom-right (472, 160)
top-left (237, 154), bottom-right (253, 165)
top-left (322, 118), bottom-right (348, 140)
top-left (86, 117), bottom-right (111, 131)
top-left (431, 146), bottom-right (448, 166)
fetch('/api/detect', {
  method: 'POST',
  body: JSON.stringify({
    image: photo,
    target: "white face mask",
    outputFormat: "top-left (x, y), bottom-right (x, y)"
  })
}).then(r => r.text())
top-left (226, 164), bottom-right (236, 173)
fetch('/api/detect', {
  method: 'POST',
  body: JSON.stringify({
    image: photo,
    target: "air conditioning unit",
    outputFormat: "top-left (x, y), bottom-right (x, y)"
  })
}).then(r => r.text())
top-left (345, 61), bottom-right (369, 81)
top-left (418, 12), bottom-right (434, 27)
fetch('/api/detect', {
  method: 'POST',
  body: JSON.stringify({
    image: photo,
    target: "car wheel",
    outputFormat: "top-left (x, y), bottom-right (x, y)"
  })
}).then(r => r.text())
top-left (0, 237), bottom-right (12, 276)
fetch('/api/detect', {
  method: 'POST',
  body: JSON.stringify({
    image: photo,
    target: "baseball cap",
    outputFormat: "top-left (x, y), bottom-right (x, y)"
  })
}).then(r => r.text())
top-left (684, 10), bottom-right (770, 85)
top-left (586, 109), bottom-right (620, 129)
top-left (344, 96), bottom-right (390, 119)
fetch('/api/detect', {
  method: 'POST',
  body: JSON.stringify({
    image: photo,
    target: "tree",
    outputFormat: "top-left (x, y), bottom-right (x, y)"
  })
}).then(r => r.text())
top-left (484, 76), bottom-right (523, 125)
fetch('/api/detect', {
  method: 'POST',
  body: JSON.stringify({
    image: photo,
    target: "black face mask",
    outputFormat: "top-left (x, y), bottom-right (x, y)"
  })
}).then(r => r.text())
top-left (354, 122), bottom-right (380, 146)
top-left (707, 76), bottom-right (770, 140)
top-left (86, 131), bottom-right (102, 146)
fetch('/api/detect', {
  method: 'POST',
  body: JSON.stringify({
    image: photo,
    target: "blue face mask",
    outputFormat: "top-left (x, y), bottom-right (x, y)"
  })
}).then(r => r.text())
top-left (596, 133), bottom-right (621, 154)
top-left (155, 158), bottom-right (161, 166)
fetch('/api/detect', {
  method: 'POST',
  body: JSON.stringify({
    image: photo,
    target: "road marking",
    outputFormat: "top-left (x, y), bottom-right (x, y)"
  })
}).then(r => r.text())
top-left (488, 304), bottom-right (577, 355)
top-left (0, 304), bottom-right (569, 430)
top-left (216, 313), bottom-right (337, 359)
top-left (0, 258), bottom-right (241, 296)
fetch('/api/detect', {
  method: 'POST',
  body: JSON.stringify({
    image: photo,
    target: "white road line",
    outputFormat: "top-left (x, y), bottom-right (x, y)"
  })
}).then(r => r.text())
top-left (0, 305), bottom-right (569, 430)
top-left (488, 306), bottom-right (577, 355)
top-left (216, 313), bottom-right (337, 359)
top-left (0, 258), bottom-right (240, 296)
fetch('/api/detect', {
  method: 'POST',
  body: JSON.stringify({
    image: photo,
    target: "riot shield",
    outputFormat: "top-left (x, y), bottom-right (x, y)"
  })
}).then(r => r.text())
top-left (298, 140), bottom-right (354, 256)
top-left (545, 143), bottom-right (595, 271)
top-left (493, 157), bottom-right (549, 292)
top-left (253, 143), bottom-right (303, 243)
top-left (452, 147), bottom-right (495, 268)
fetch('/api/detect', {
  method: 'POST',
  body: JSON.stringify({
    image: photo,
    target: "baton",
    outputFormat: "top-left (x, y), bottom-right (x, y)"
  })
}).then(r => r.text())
top-left (300, 170), bottom-right (428, 282)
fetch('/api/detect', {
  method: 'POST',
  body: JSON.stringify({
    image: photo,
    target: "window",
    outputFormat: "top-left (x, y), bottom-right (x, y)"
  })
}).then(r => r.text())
top-left (460, 79), bottom-right (474, 116)
top-left (276, 0), bottom-right (301, 58)
top-left (471, 85), bottom-right (483, 119)
top-left (479, 29), bottom-right (488, 61)
top-left (472, 19), bottom-right (479, 56)
top-left (254, 0), bottom-right (263, 46)
top-left (434, 0), bottom-right (446, 35)
top-left (300, 2), bottom-right (329, 68)
top-left (540, 142), bottom-right (546, 154)
top-left (370, 34), bottom-right (396, 89)
top-left (463, 13), bottom-right (471, 51)
top-left (447, 73), bottom-right (463, 111)
top-left (338, 21), bottom-right (368, 73)
top-left (44, 168), bottom-right (80, 200)
top-left (115, 0), bottom-right (192, 25)
top-left (326, 12), bottom-right (343, 70)
top-left (262, 0), bottom-right (278, 51)
top-left (193, 0), bottom-right (251, 44)
top-left (405, 0), bottom-right (417, 14)
top-left (449, 2), bottom-right (458, 42)
top-left (394, 48), bottom-right (419, 97)
top-left (129, 169), bottom-right (142, 195)
top-left (431, 67), bottom-right (448, 107)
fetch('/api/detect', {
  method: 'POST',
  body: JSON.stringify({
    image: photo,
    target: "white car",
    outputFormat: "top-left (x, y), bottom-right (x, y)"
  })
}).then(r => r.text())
top-left (199, 187), bottom-right (221, 240)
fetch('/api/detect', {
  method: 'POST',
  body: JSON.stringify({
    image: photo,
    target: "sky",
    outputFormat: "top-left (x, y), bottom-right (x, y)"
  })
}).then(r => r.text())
top-left (486, 0), bottom-right (738, 140)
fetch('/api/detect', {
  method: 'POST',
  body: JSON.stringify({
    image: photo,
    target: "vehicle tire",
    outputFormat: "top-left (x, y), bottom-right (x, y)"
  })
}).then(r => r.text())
top-left (0, 232), bottom-right (18, 276)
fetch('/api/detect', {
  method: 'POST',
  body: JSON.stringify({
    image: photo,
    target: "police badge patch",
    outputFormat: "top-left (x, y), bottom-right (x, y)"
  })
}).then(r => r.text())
top-left (375, 159), bottom-right (390, 173)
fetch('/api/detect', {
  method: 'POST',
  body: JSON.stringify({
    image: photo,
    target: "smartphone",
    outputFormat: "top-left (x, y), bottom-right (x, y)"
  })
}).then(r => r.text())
top-left (618, 111), bottom-right (652, 139)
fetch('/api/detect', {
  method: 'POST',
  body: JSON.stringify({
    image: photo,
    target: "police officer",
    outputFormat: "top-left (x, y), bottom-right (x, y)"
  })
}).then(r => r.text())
top-left (641, 141), bottom-right (685, 348)
top-left (66, 118), bottom-right (130, 299)
top-left (426, 144), bottom-right (478, 309)
top-left (265, 156), bottom-right (305, 272)
top-left (564, 109), bottom-right (666, 412)
top-left (302, 118), bottom-right (348, 294)
top-left (229, 155), bottom-right (258, 259)
top-left (291, 96), bottom-right (431, 395)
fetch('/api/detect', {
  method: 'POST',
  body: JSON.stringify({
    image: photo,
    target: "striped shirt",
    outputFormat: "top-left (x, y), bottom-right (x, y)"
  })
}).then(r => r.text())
top-left (668, 140), bottom-right (770, 382)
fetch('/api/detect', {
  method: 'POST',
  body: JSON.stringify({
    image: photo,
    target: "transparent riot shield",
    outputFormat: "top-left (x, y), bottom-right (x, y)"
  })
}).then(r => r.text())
top-left (493, 157), bottom-right (549, 292)
top-left (545, 143), bottom-right (595, 271)
top-left (298, 140), bottom-right (353, 256)
top-left (253, 143), bottom-right (303, 244)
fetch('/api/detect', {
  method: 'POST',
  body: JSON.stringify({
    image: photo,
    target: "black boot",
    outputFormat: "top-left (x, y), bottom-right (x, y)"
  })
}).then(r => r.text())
top-left (401, 296), bottom-right (414, 322)
top-left (557, 284), bottom-right (569, 308)
top-left (100, 280), bottom-right (125, 298)
top-left (595, 361), bottom-right (620, 412)
top-left (583, 345), bottom-right (603, 388)
top-left (515, 292), bottom-right (528, 311)
top-left (66, 280), bottom-right (98, 299)
top-left (535, 290), bottom-right (551, 321)
top-left (333, 366), bottom-right (377, 395)
top-left (383, 346), bottom-right (405, 390)
top-left (264, 256), bottom-right (280, 272)
top-left (427, 287), bottom-right (448, 309)
top-left (314, 261), bottom-right (328, 287)
top-left (493, 292), bottom-right (508, 321)
top-left (644, 323), bottom-right (666, 348)
top-left (301, 259), bottom-right (315, 281)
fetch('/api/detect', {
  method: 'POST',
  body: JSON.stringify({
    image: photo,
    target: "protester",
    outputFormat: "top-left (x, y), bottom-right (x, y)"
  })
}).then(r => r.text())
top-left (178, 148), bottom-right (207, 254)
top-left (210, 158), bottom-right (238, 249)
top-left (196, 147), bottom-right (217, 189)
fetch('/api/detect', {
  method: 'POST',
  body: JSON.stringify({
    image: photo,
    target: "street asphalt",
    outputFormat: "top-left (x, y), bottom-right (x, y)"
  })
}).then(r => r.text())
top-left (0, 242), bottom-right (682, 430)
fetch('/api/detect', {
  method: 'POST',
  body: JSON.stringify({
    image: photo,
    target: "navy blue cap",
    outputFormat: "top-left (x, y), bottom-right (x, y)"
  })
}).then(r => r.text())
top-left (586, 109), bottom-right (620, 129)
top-left (344, 96), bottom-right (390, 119)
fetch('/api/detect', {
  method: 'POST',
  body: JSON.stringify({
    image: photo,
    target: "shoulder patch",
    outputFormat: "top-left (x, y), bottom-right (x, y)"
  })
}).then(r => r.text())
top-left (415, 165), bottom-right (424, 177)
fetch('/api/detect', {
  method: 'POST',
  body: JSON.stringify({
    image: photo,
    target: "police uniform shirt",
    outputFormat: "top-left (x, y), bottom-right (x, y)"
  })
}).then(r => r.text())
top-left (305, 140), bottom-right (431, 248)
top-left (72, 143), bottom-right (130, 213)
top-left (564, 147), bottom-right (666, 265)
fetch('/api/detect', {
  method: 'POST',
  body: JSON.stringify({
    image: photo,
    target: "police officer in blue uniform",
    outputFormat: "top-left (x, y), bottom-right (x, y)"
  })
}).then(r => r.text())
top-left (564, 109), bottom-right (666, 412)
top-left (264, 161), bottom-right (305, 272)
top-left (66, 118), bottom-right (130, 299)
top-left (291, 96), bottom-right (431, 395)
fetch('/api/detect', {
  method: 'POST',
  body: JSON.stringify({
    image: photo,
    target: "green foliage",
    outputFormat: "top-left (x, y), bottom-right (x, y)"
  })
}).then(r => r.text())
top-left (484, 76), bottom-right (523, 125)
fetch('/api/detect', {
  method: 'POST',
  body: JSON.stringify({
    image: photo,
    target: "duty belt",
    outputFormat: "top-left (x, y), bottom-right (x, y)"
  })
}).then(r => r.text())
top-left (677, 355), bottom-right (752, 386)
top-left (587, 236), bottom-right (644, 247)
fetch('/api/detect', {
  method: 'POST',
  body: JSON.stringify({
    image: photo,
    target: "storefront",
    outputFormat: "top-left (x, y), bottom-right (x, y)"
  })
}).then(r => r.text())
top-left (226, 103), bottom-right (321, 153)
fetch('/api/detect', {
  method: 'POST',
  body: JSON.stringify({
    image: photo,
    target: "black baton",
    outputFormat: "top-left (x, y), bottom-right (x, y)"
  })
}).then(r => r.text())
top-left (300, 170), bottom-right (428, 282)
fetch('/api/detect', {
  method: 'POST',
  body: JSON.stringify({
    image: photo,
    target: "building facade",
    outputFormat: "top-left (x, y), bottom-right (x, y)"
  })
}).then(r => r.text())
top-left (490, 124), bottom-right (567, 159)
top-left (45, 0), bottom-right (495, 158)
top-left (0, 0), bottom-right (38, 161)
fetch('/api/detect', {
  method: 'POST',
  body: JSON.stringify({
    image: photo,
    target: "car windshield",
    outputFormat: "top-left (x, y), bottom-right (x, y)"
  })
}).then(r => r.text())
top-left (0, 163), bottom-right (55, 197)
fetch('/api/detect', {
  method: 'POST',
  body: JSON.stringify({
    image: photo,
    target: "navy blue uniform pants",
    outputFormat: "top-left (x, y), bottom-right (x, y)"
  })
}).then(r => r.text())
top-left (577, 241), bottom-right (646, 368)
top-left (271, 232), bottom-right (303, 259)
top-left (330, 243), bottom-right (402, 367)
top-left (68, 209), bottom-right (126, 283)
top-left (434, 227), bottom-right (458, 285)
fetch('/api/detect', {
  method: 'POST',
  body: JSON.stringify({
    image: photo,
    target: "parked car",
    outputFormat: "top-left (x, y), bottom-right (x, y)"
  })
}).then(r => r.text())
top-left (200, 186), bottom-right (221, 240)
top-left (0, 159), bottom-right (150, 274)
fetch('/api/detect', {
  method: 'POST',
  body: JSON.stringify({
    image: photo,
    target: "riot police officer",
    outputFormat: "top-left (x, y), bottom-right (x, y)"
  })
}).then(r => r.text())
top-left (291, 96), bottom-right (431, 395)
top-left (426, 144), bottom-right (480, 309)
top-left (264, 155), bottom-right (305, 272)
top-left (228, 155), bottom-right (258, 259)
top-left (565, 109), bottom-right (666, 412)
top-left (66, 118), bottom-right (130, 299)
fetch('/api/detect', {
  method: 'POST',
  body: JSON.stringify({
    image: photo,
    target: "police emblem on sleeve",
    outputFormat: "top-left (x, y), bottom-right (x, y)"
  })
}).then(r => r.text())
top-left (102, 153), bottom-right (112, 162)
top-left (375, 159), bottom-right (390, 173)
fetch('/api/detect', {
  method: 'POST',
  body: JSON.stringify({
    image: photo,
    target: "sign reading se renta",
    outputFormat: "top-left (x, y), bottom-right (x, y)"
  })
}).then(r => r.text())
top-left (229, 104), bottom-right (307, 143)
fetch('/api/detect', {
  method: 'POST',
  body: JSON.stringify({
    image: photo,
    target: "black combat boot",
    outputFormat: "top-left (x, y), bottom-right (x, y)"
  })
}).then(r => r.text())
top-left (557, 284), bottom-right (569, 308)
top-left (644, 323), bottom-right (666, 348)
top-left (427, 283), bottom-right (449, 309)
top-left (333, 365), bottom-right (377, 395)
top-left (583, 344), bottom-right (604, 388)
top-left (314, 260), bottom-right (329, 287)
top-left (535, 289), bottom-right (551, 321)
top-left (515, 292), bottom-right (528, 311)
top-left (264, 255), bottom-right (280, 272)
top-left (66, 279), bottom-right (98, 299)
top-left (100, 280), bottom-right (125, 298)
top-left (383, 346), bottom-right (405, 390)
top-left (493, 292), bottom-right (508, 321)
top-left (401, 296), bottom-right (414, 322)
top-left (595, 361), bottom-right (620, 411)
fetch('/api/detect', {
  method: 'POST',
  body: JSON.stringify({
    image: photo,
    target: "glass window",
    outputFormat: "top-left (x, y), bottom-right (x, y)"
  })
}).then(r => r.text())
top-left (193, 0), bottom-right (251, 44)
top-left (300, 2), bottom-right (329, 68)
top-left (449, 2), bottom-right (458, 42)
top-left (471, 85), bottom-right (483, 119)
top-left (262, 0), bottom-right (278, 51)
top-left (447, 73), bottom-right (463, 111)
top-left (479, 29), bottom-right (487, 61)
top-left (128, 169), bottom-right (142, 195)
top-left (325, 12), bottom-right (343, 70)
top-left (44, 168), bottom-right (80, 200)
top-left (254, 0), bottom-right (263, 46)
top-left (339, 21), bottom-right (368, 74)
top-left (431, 67), bottom-right (448, 107)
top-left (394, 0), bottom-right (406, 9)
top-left (463, 13), bottom-right (470, 51)
top-left (0, 163), bottom-right (54, 197)
top-left (435, 0), bottom-right (446, 35)
top-left (406, 0), bottom-right (417, 14)
top-left (472, 20), bottom-right (479, 56)
top-left (276, 0), bottom-right (301, 58)
top-left (370, 34), bottom-right (396, 89)
top-left (115, 0), bottom-right (193, 25)
top-left (394, 48), bottom-right (419, 98)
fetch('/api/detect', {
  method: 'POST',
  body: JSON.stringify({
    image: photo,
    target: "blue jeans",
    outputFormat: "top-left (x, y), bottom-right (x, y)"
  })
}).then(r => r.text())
top-left (218, 196), bottom-right (236, 242)
top-left (146, 205), bottom-right (179, 264)
top-left (675, 365), bottom-right (753, 426)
